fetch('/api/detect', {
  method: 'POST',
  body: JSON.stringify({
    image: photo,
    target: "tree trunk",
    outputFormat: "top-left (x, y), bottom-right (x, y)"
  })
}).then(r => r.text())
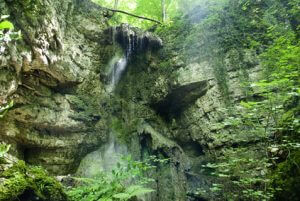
top-left (114, 0), bottom-right (119, 9)
top-left (161, 0), bottom-right (166, 22)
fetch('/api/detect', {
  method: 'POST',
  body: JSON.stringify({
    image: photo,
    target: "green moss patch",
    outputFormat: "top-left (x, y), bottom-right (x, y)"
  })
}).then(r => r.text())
top-left (0, 161), bottom-right (68, 201)
top-left (271, 150), bottom-right (300, 201)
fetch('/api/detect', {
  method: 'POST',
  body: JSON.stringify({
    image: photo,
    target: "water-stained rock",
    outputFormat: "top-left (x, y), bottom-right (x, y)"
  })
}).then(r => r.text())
top-left (109, 24), bottom-right (163, 56)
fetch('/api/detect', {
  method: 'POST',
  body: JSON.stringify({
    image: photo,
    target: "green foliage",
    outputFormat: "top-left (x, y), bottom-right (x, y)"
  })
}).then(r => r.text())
top-left (271, 150), bottom-right (300, 201)
top-left (260, 32), bottom-right (299, 94)
top-left (156, 0), bottom-right (299, 100)
top-left (201, 147), bottom-right (275, 201)
top-left (68, 155), bottom-right (166, 201)
top-left (0, 143), bottom-right (11, 164)
top-left (201, 95), bottom-right (284, 200)
top-left (113, 185), bottom-right (154, 200)
top-left (0, 20), bottom-right (14, 30)
top-left (202, 78), bottom-right (299, 200)
top-left (0, 161), bottom-right (68, 201)
top-left (0, 16), bottom-right (21, 54)
top-left (0, 144), bottom-right (10, 158)
top-left (93, 0), bottom-right (179, 29)
top-left (196, 10), bottom-right (299, 197)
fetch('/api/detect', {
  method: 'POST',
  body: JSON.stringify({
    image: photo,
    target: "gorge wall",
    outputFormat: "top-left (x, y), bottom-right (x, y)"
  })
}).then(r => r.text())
top-left (0, 0), bottom-right (263, 200)
top-left (0, 0), bottom-right (113, 174)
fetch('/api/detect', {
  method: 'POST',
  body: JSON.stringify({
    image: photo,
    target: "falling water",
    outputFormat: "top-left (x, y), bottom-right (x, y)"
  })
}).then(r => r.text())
top-left (106, 55), bottom-right (128, 93)
top-left (76, 133), bottom-right (128, 177)
top-left (106, 28), bottom-right (134, 93)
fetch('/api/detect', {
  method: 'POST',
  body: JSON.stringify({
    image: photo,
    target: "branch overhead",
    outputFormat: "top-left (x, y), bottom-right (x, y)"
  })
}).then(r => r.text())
top-left (106, 8), bottom-right (162, 24)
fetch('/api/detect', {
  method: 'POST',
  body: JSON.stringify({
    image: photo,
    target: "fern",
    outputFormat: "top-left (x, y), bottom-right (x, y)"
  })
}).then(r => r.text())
top-left (113, 185), bottom-right (154, 200)
top-left (67, 155), bottom-right (164, 201)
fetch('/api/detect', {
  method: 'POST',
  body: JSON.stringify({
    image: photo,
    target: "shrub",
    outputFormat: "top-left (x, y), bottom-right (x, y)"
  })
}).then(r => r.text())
top-left (67, 155), bottom-right (167, 201)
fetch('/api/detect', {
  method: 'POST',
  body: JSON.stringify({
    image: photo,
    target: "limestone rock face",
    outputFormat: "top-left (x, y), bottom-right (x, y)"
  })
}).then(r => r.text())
top-left (114, 28), bottom-right (262, 199)
top-left (0, 0), bottom-right (112, 174)
top-left (0, 0), bottom-right (263, 200)
top-left (152, 80), bottom-right (209, 121)
top-left (172, 59), bottom-right (261, 146)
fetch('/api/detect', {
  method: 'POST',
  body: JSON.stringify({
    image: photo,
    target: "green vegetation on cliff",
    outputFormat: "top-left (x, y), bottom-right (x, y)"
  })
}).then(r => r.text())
top-left (68, 156), bottom-right (165, 201)
top-left (0, 161), bottom-right (68, 201)
top-left (0, 0), bottom-right (299, 201)
top-left (154, 0), bottom-right (299, 200)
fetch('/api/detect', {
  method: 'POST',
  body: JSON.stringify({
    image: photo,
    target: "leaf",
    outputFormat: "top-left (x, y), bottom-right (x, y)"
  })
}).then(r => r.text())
top-left (126, 185), bottom-right (154, 196)
top-left (113, 192), bottom-right (130, 200)
top-left (113, 185), bottom-right (154, 200)
top-left (99, 198), bottom-right (113, 201)
top-left (0, 20), bottom-right (14, 30)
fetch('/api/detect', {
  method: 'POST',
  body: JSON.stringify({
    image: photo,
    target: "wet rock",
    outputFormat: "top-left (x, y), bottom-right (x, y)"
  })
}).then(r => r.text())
top-left (109, 24), bottom-right (163, 55)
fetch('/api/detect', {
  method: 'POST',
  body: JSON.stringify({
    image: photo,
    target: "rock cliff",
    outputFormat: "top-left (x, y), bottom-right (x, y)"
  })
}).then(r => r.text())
top-left (0, 0), bottom-right (263, 200)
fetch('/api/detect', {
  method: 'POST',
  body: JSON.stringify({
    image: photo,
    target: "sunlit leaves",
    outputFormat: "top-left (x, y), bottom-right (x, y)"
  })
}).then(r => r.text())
top-left (0, 16), bottom-right (21, 54)
top-left (93, 0), bottom-right (180, 29)
top-left (0, 20), bottom-right (14, 30)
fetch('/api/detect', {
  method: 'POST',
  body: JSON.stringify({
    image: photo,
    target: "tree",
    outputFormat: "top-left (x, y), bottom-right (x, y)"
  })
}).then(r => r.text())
top-left (114, 0), bottom-right (119, 9)
top-left (161, 0), bottom-right (166, 22)
top-left (94, 0), bottom-right (179, 28)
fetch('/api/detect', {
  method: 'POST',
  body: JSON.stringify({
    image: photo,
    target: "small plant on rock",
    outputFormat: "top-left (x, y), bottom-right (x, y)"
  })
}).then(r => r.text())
top-left (0, 15), bottom-right (21, 54)
top-left (68, 155), bottom-right (167, 201)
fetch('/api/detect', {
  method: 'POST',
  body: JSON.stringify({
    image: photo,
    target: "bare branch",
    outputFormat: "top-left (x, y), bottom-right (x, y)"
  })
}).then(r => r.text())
top-left (106, 8), bottom-right (162, 24)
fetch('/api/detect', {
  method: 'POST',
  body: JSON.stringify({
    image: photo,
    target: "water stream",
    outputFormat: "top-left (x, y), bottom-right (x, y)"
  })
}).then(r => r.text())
top-left (106, 26), bottom-right (136, 93)
top-left (76, 133), bottom-right (128, 177)
top-left (77, 27), bottom-right (137, 176)
top-left (106, 55), bottom-right (128, 93)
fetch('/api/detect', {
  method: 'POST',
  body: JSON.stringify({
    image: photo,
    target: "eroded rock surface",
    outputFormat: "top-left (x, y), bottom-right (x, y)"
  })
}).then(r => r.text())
top-left (110, 24), bottom-right (163, 54)
top-left (0, 0), bottom-right (112, 174)
top-left (0, 0), bottom-right (263, 200)
top-left (152, 80), bottom-right (209, 120)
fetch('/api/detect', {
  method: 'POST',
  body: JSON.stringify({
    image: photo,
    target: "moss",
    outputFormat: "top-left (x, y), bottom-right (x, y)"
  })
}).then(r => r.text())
top-left (0, 161), bottom-right (69, 201)
top-left (271, 150), bottom-right (300, 201)
top-left (111, 117), bottom-right (125, 135)
top-left (111, 116), bottom-right (141, 144)
top-left (0, 172), bottom-right (29, 201)
top-left (7, 0), bottom-right (46, 27)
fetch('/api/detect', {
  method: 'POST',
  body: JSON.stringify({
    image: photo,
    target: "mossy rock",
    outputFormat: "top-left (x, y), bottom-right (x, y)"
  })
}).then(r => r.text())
top-left (0, 161), bottom-right (68, 201)
top-left (271, 150), bottom-right (300, 201)
top-left (279, 103), bottom-right (300, 139)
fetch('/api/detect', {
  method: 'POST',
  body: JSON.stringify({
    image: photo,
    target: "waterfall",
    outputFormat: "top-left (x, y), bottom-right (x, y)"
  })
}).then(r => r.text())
top-left (107, 55), bottom-right (128, 93)
top-left (105, 24), bottom-right (162, 93)
top-left (76, 133), bottom-right (128, 178)
top-left (79, 24), bottom-right (163, 177)
top-left (106, 29), bottom-right (134, 93)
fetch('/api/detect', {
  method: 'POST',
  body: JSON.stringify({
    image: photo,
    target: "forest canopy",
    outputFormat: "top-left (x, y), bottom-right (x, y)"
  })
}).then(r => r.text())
top-left (92, 0), bottom-right (212, 28)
